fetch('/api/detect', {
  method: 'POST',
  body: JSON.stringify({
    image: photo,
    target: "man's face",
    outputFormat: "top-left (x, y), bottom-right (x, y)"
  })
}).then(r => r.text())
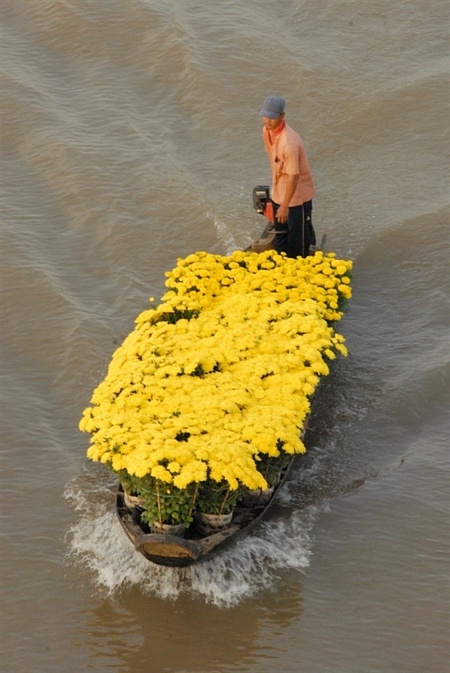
top-left (262, 112), bottom-right (285, 131)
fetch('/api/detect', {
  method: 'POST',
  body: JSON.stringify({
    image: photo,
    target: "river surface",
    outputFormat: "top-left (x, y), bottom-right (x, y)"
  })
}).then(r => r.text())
top-left (1, 1), bottom-right (449, 672)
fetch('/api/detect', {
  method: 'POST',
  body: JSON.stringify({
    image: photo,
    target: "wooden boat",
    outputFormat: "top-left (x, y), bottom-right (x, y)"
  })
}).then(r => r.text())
top-left (115, 219), bottom-right (326, 567)
top-left (116, 459), bottom-right (295, 568)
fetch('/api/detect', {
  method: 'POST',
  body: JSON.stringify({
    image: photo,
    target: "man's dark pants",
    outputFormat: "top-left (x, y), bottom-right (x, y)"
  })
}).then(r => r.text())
top-left (272, 200), bottom-right (315, 258)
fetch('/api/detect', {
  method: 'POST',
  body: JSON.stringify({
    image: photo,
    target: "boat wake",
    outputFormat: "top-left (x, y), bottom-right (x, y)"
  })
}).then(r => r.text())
top-left (64, 468), bottom-right (313, 608)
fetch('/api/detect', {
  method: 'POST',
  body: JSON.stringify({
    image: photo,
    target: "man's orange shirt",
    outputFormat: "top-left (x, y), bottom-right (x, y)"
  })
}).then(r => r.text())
top-left (263, 122), bottom-right (315, 206)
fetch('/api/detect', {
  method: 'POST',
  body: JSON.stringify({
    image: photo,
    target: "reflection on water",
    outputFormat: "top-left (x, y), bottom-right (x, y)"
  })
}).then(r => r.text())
top-left (73, 567), bottom-right (305, 673)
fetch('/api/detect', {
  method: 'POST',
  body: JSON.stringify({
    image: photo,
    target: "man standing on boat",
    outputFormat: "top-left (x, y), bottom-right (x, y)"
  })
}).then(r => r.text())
top-left (260, 95), bottom-right (316, 257)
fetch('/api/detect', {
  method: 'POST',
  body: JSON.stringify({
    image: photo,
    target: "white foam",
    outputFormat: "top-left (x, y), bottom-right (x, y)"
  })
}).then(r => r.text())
top-left (206, 211), bottom-right (248, 256)
top-left (65, 474), bottom-right (313, 608)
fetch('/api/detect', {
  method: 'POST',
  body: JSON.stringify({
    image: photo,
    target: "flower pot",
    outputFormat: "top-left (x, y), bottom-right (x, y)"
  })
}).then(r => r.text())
top-left (123, 489), bottom-right (145, 510)
top-left (149, 521), bottom-right (186, 537)
top-left (196, 511), bottom-right (234, 535)
top-left (240, 486), bottom-right (274, 508)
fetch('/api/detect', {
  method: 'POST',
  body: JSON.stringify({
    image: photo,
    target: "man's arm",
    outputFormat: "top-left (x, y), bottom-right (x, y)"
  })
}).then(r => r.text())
top-left (276, 173), bottom-right (299, 223)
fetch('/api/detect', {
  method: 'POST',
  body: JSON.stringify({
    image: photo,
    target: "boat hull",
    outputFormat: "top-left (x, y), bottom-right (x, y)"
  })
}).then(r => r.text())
top-left (116, 460), bottom-right (294, 567)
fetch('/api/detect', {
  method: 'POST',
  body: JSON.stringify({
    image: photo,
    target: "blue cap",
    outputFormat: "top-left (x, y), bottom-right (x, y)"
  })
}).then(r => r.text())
top-left (259, 95), bottom-right (285, 119)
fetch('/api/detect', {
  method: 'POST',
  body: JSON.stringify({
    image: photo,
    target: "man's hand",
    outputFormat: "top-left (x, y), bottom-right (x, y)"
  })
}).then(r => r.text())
top-left (276, 204), bottom-right (289, 223)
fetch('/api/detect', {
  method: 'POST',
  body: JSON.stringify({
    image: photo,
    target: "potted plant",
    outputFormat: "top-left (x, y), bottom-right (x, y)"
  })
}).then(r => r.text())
top-left (118, 471), bottom-right (198, 536)
top-left (240, 448), bottom-right (292, 507)
top-left (117, 469), bottom-right (146, 509)
top-left (195, 478), bottom-right (244, 534)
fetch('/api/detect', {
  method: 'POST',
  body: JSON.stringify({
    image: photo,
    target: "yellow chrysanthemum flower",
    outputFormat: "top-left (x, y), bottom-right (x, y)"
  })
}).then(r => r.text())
top-left (80, 248), bottom-right (352, 493)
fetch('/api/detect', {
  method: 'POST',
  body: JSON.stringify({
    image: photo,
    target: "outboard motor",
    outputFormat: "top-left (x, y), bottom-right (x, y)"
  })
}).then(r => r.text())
top-left (252, 185), bottom-right (274, 223)
top-left (249, 185), bottom-right (276, 252)
top-left (252, 185), bottom-right (270, 215)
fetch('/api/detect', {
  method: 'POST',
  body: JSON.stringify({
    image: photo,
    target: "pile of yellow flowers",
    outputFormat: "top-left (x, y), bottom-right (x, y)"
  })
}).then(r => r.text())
top-left (80, 248), bottom-right (352, 502)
